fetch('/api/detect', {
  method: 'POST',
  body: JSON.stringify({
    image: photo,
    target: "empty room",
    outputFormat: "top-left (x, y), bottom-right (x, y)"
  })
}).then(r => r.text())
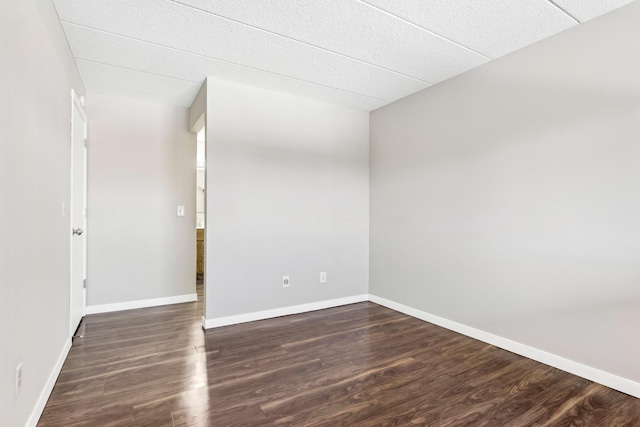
top-left (2, 0), bottom-right (640, 426)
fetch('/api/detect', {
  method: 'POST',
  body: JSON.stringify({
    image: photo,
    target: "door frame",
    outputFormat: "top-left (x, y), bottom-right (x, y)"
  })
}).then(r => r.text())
top-left (69, 89), bottom-right (87, 336)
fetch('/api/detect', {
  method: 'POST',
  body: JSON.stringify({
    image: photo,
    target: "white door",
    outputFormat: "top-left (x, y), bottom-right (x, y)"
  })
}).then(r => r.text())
top-left (70, 90), bottom-right (87, 336)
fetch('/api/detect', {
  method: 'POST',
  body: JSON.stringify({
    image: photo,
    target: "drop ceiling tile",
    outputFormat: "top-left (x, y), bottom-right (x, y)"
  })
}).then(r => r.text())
top-left (551, 0), bottom-right (636, 22)
top-left (174, 0), bottom-right (488, 83)
top-left (61, 23), bottom-right (211, 83)
top-left (63, 24), bottom-right (386, 111)
top-left (55, 0), bottom-right (631, 111)
top-left (77, 59), bottom-right (202, 102)
top-left (362, 0), bottom-right (577, 59)
top-left (54, 0), bottom-right (427, 102)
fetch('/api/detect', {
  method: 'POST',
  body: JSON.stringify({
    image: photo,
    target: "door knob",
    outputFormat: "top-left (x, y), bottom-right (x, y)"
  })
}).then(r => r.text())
top-left (72, 228), bottom-right (83, 236)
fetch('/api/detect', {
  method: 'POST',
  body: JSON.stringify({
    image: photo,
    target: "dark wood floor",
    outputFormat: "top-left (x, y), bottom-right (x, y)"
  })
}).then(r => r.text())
top-left (39, 285), bottom-right (639, 426)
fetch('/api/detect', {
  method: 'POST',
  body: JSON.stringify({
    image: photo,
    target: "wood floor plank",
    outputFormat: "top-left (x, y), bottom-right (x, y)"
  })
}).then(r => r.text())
top-left (177, 404), bottom-right (273, 427)
top-left (38, 286), bottom-right (640, 426)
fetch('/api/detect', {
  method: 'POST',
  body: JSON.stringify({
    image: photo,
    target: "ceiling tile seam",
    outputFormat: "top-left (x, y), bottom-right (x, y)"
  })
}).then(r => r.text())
top-left (356, 0), bottom-right (493, 61)
top-left (169, 0), bottom-right (433, 85)
top-left (545, 0), bottom-right (581, 23)
top-left (85, 82), bottom-right (193, 103)
top-left (62, 21), bottom-right (391, 103)
top-left (76, 58), bottom-right (204, 84)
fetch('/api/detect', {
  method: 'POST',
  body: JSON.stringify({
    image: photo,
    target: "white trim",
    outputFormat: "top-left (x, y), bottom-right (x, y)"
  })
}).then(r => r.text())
top-left (26, 337), bottom-right (72, 427)
top-left (86, 293), bottom-right (197, 315)
top-left (202, 294), bottom-right (369, 329)
top-left (69, 88), bottom-right (88, 337)
top-left (71, 89), bottom-right (86, 122)
top-left (368, 294), bottom-right (640, 399)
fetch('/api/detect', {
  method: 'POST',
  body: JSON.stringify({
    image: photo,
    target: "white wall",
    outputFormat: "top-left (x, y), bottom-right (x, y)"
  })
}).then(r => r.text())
top-left (370, 2), bottom-right (640, 386)
top-left (86, 93), bottom-right (196, 308)
top-left (204, 79), bottom-right (369, 320)
top-left (0, 0), bottom-right (85, 425)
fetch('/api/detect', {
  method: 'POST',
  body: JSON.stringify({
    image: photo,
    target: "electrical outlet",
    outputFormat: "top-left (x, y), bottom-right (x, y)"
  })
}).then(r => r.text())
top-left (282, 275), bottom-right (290, 288)
top-left (320, 272), bottom-right (327, 284)
top-left (15, 363), bottom-right (23, 396)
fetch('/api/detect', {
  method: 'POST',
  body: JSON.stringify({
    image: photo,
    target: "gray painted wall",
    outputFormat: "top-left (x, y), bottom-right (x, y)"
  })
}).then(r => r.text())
top-left (86, 93), bottom-right (196, 306)
top-left (204, 79), bottom-right (369, 320)
top-left (0, 0), bottom-right (85, 425)
top-left (189, 81), bottom-right (206, 133)
top-left (370, 3), bottom-right (640, 383)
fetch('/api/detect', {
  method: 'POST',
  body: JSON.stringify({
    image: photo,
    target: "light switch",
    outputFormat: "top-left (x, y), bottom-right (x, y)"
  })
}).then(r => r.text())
top-left (177, 206), bottom-right (185, 216)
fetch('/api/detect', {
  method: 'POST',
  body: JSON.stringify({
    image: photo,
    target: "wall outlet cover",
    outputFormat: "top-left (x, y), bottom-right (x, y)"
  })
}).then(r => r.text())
top-left (320, 272), bottom-right (327, 283)
top-left (282, 275), bottom-right (290, 288)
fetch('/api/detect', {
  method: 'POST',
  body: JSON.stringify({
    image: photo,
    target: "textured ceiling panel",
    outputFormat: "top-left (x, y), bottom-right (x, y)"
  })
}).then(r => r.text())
top-left (62, 24), bottom-right (207, 82)
top-left (551, 0), bottom-right (636, 22)
top-left (53, 0), bottom-right (635, 111)
top-left (55, 0), bottom-right (428, 103)
top-left (362, 0), bottom-right (577, 59)
top-left (175, 0), bottom-right (488, 83)
top-left (76, 59), bottom-right (202, 102)
top-left (63, 24), bottom-right (386, 111)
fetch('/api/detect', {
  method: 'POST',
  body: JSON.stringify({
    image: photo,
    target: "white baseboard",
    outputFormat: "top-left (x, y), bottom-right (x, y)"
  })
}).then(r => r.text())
top-left (368, 294), bottom-right (640, 399)
top-left (202, 294), bottom-right (369, 329)
top-left (86, 293), bottom-right (197, 315)
top-left (27, 337), bottom-right (72, 427)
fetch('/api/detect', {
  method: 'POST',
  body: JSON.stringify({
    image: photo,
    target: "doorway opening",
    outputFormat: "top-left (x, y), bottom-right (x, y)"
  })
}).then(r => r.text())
top-left (195, 127), bottom-right (206, 307)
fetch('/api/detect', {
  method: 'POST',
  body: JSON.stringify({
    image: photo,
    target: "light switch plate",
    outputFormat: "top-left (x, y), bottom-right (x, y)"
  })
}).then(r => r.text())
top-left (177, 206), bottom-right (185, 216)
